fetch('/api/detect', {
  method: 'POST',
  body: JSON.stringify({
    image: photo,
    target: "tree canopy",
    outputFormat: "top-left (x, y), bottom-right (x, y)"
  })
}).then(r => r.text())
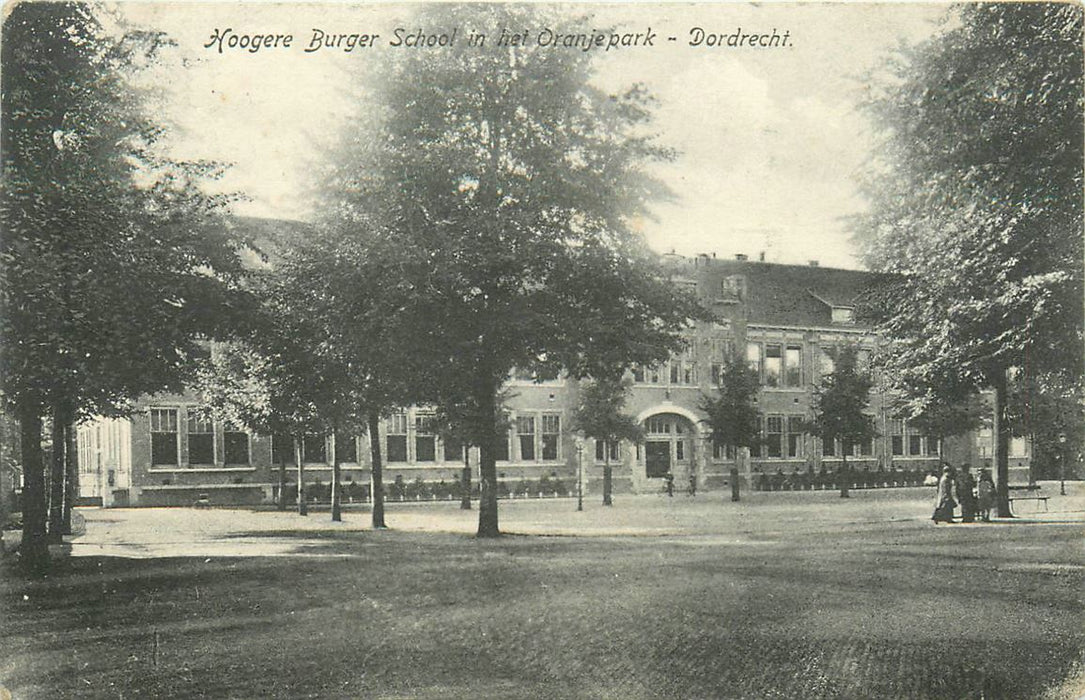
top-left (1, 3), bottom-right (248, 569)
top-left (319, 4), bottom-right (701, 536)
top-left (700, 350), bottom-right (762, 456)
top-left (855, 3), bottom-right (1083, 513)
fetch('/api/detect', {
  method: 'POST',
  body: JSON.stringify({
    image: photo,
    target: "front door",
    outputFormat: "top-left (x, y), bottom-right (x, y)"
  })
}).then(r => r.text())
top-left (645, 441), bottom-right (671, 478)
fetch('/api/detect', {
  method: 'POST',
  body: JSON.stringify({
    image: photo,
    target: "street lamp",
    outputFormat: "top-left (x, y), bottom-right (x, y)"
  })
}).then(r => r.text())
top-left (575, 437), bottom-right (584, 512)
top-left (1059, 432), bottom-right (1067, 496)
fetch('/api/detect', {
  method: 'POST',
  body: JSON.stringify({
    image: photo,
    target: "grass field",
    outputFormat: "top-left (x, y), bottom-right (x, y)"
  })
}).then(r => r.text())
top-left (2, 487), bottom-right (1083, 699)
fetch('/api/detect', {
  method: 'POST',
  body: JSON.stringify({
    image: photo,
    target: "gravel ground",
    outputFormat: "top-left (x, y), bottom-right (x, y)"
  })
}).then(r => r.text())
top-left (2, 484), bottom-right (1083, 699)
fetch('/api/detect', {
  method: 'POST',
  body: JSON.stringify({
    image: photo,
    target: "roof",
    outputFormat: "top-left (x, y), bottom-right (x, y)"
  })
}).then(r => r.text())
top-left (669, 255), bottom-right (886, 329)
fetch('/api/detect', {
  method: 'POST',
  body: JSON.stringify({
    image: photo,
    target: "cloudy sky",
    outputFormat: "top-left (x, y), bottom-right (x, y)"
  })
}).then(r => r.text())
top-left (123, 2), bottom-right (950, 270)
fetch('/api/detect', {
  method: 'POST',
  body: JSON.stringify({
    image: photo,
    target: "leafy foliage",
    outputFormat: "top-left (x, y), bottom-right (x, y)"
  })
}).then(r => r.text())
top-left (700, 350), bottom-right (762, 454)
top-left (318, 4), bottom-right (702, 535)
top-left (856, 4), bottom-right (1082, 510)
top-left (809, 346), bottom-right (876, 461)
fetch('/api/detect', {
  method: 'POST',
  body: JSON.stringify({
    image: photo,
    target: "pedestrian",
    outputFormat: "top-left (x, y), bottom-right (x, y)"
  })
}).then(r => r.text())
top-left (932, 465), bottom-right (957, 523)
top-left (687, 470), bottom-right (697, 497)
top-left (664, 472), bottom-right (674, 497)
top-left (976, 468), bottom-right (996, 522)
top-left (956, 464), bottom-right (977, 523)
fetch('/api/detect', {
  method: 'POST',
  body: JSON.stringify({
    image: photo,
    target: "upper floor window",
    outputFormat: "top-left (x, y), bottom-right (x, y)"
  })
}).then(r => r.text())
top-left (764, 344), bottom-right (782, 388)
top-left (831, 307), bottom-right (855, 324)
top-left (784, 346), bottom-right (803, 387)
top-left (336, 432), bottom-right (358, 464)
top-left (746, 342), bottom-right (761, 377)
top-left (720, 275), bottom-right (744, 302)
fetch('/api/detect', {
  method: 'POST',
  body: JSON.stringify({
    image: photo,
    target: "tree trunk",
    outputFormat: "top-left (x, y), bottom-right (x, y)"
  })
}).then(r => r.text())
top-left (460, 449), bottom-right (472, 510)
top-left (47, 411), bottom-right (66, 543)
top-left (19, 400), bottom-right (48, 572)
top-left (839, 451), bottom-right (850, 498)
top-left (330, 432), bottom-right (341, 522)
top-left (476, 374), bottom-right (500, 538)
top-left (367, 410), bottom-right (386, 529)
top-left (62, 420), bottom-right (77, 535)
top-left (294, 434), bottom-right (307, 516)
top-left (602, 450), bottom-right (613, 506)
top-left (277, 458), bottom-right (287, 511)
top-left (994, 370), bottom-right (1012, 517)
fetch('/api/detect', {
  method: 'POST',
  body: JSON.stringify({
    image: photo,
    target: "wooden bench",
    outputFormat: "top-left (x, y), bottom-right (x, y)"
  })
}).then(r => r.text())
top-left (1008, 495), bottom-right (1049, 514)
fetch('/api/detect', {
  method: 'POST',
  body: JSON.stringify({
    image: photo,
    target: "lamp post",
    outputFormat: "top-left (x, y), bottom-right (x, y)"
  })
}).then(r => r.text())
top-left (575, 437), bottom-right (584, 512)
top-left (1059, 432), bottom-right (1067, 496)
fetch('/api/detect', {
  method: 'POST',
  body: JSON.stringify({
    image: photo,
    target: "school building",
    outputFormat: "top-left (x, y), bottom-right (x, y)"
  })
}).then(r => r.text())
top-left (75, 248), bottom-right (1029, 507)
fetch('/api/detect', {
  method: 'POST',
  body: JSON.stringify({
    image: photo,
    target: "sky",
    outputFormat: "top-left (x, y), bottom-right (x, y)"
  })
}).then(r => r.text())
top-left (121, 2), bottom-right (951, 270)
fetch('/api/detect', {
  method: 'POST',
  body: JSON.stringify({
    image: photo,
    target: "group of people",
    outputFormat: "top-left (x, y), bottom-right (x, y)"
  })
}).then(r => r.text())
top-left (932, 464), bottom-right (997, 523)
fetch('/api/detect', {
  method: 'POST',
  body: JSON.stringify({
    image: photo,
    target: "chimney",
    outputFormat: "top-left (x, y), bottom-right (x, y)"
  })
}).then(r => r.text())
top-left (808, 260), bottom-right (820, 267)
top-left (758, 251), bottom-right (766, 262)
top-left (735, 254), bottom-right (748, 261)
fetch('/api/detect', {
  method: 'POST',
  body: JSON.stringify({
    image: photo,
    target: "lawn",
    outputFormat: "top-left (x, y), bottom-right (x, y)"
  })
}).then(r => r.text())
top-left (2, 488), bottom-right (1083, 699)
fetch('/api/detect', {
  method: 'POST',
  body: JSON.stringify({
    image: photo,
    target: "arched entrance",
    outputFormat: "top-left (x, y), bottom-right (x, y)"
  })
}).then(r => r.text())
top-left (642, 413), bottom-right (697, 480)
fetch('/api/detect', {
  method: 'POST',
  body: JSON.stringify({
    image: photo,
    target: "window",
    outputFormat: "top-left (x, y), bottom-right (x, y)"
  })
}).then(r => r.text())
top-left (712, 442), bottom-right (734, 460)
top-left (387, 413), bottom-right (408, 463)
top-left (832, 307), bottom-right (855, 324)
top-left (303, 434), bottom-right (327, 464)
top-left (907, 424), bottom-right (923, 456)
top-left (746, 342), bottom-right (761, 378)
top-left (683, 363), bottom-right (695, 385)
top-left (710, 363), bottom-right (723, 385)
top-left (272, 434), bottom-right (295, 465)
top-left (787, 416), bottom-right (804, 458)
top-left (444, 436), bottom-right (465, 463)
top-left (926, 435), bottom-right (940, 457)
top-left (150, 408), bottom-right (179, 466)
top-left (224, 425), bottom-right (249, 465)
top-left (819, 346), bottom-right (835, 377)
top-left (890, 419), bottom-right (905, 456)
top-left (415, 414), bottom-right (436, 462)
top-left (720, 275), bottom-right (743, 301)
top-left (187, 411), bottom-right (214, 465)
top-left (822, 436), bottom-right (836, 457)
top-left (766, 416), bottom-right (783, 458)
top-left (649, 365), bottom-right (662, 384)
top-left (595, 439), bottom-right (619, 462)
top-left (646, 416), bottom-right (671, 435)
top-left (633, 366), bottom-right (645, 383)
top-left (541, 414), bottom-right (560, 460)
top-left (516, 415), bottom-right (536, 461)
top-left (336, 432), bottom-right (358, 464)
top-left (494, 427), bottom-right (510, 462)
top-left (785, 346), bottom-right (803, 387)
top-left (670, 361), bottom-right (680, 384)
top-left (676, 440), bottom-right (686, 462)
top-left (764, 345), bottom-right (782, 387)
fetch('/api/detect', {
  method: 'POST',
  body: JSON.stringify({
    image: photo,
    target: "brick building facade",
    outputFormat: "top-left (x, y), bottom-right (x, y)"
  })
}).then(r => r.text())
top-left (76, 252), bottom-right (1028, 506)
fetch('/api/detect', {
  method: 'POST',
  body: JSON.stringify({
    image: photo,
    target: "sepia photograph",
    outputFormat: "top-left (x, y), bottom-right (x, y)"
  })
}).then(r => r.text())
top-left (1, 1), bottom-right (1083, 698)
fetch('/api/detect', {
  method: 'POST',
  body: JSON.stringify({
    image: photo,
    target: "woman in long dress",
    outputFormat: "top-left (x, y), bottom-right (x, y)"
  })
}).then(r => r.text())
top-left (976, 468), bottom-right (996, 522)
top-left (932, 466), bottom-right (957, 523)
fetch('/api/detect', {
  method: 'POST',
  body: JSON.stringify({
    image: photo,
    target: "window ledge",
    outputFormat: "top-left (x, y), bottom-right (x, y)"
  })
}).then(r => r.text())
top-left (148, 467), bottom-right (257, 473)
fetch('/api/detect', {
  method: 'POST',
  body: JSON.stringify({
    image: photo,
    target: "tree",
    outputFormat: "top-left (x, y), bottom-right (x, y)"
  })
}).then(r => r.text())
top-left (903, 393), bottom-right (985, 461)
top-left (1006, 370), bottom-right (1084, 482)
top-left (700, 350), bottom-right (762, 475)
top-left (1, 3), bottom-right (246, 570)
top-left (573, 377), bottom-right (643, 506)
top-left (856, 4), bottom-right (1083, 516)
top-left (809, 346), bottom-right (876, 498)
top-left (319, 4), bottom-right (702, 537)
